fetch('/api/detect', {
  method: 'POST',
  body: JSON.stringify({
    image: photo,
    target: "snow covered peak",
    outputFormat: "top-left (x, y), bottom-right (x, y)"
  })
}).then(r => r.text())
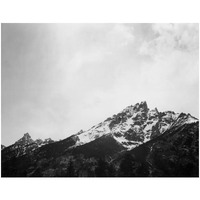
top-left (185, 114), bottom-right (198, 124)
top-left (3, 133), bottom-right (56, 160)
top-left (73, 101), bottom-right (198, 151)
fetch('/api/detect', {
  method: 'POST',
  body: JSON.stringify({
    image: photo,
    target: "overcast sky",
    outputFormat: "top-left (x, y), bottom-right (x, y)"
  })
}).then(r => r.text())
top-left (1, 23), bottom-right (199, 146)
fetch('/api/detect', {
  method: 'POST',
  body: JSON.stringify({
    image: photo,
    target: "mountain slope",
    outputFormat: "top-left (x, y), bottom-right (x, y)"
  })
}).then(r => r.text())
top-left (67, 134), bottom-right (126, 159)
top-left (113, 122), bottom-right (199, 177)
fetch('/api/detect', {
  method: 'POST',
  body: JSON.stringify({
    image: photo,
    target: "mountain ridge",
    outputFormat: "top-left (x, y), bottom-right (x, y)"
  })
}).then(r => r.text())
top-left (2, 101), bottom-right (198, 149)
top-left (1, 132), bottom-right (54, 161)
top-left (2, 101), bottom-right (198, 156)
top-left (1, 101), bottom-right (199, 177)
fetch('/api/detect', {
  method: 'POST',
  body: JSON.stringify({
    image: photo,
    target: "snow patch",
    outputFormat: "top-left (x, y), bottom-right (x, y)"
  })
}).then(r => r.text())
top-left (76, 121), bottom-right (111, 146)
top-left (185, 116), bottom-right (198, 124)
top-left (113, 135), bottom-right (140, 150)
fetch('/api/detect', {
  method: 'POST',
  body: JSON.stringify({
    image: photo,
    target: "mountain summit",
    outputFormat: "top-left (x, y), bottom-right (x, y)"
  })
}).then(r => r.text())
top-left (15, 133), bottom-right (34, 145)
top-left (2, 133), bottom-right (54, 160)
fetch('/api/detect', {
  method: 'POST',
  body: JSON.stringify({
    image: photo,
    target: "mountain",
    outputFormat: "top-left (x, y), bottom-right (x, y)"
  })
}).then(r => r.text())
top-left (1, 101), bottom-right (199, 177)
top-left (1, 133), bottom-right (54, 161)
top-left (73, 101), bottom-right (197, 150)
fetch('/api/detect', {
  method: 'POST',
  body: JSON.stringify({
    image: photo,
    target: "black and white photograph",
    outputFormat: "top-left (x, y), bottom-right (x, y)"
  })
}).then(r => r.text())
top-left (1, 23), bottom-right (199, 177)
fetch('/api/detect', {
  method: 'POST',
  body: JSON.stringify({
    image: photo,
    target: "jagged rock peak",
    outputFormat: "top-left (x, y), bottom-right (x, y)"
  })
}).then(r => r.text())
top-left (139, 101), bottom-right (148, 107)
top-left (138, 101), bottom-right (148, 111)
top-left (15, 132), bottom-right (34, 145)
top-left (122, 101), bottom-right (149, 114)
top-left (23, 132), bottom-right (31, 139)
top-left (152, 107), bottom-right (159, 113)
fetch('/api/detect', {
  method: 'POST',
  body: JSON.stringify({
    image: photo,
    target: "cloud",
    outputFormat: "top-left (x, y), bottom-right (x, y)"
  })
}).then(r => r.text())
top-left (139, 23), bottom-right (199, 59)
top-left (137, 24), bottom-right (199, 117)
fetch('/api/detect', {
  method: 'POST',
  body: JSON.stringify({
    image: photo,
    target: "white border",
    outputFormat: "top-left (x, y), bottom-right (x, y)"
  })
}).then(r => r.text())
top-left (0, 1), bottom-right (200, 200)
top-left (0, 0), bottom-right (200, 22)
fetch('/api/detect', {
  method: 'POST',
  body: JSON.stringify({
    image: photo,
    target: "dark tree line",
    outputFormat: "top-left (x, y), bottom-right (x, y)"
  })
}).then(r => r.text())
top-left (118, 153), bottom-right (149, 177)
top-left (94, 154), bottom-right (149, 177)
top-left (95, 159), bottom-right (116, 177)
top-left (65, 159), bottom-right (76, 177)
